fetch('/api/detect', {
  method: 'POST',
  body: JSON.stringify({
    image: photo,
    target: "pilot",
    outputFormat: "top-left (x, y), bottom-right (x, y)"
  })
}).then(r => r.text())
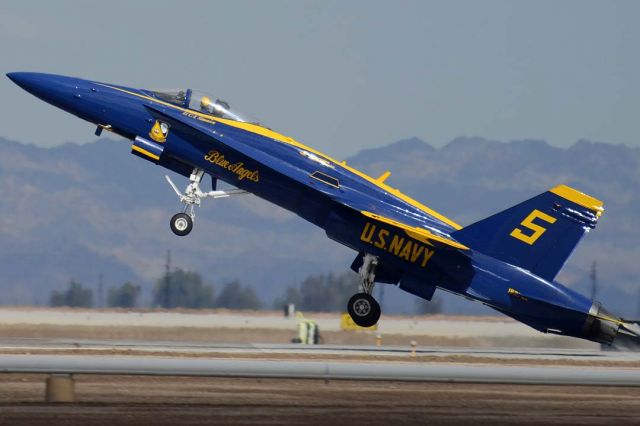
top-left (200, 96), bottom-right (216, 115)
top-left (200, 96), bottom-right (230, 118)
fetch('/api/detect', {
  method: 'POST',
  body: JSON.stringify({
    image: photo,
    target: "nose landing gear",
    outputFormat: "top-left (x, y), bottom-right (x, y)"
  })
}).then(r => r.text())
top-left (165, 168), bottom-right (247, 236)
top-left (347, 254), bottom-right (381, 328)
top-left (170, 213), bottom-right (193, 236)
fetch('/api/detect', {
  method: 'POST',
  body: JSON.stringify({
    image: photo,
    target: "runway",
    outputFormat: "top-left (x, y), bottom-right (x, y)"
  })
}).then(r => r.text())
top-left (2, 375), bottom-right (639, 426)
top-left (0, 308), bottom-right (593, 339)
top-left (1, 354), bottom-right (640, 386)
top-left (2, 336), bottom-right (639, 425)
top-left (1, 313), bottom-right (639, 424)
top-left (0, 337), bottom-right (635, 363)
top-left (1, 337), bottom-right (640, 386)
top-left (0, 308), bottom-right (601, 348)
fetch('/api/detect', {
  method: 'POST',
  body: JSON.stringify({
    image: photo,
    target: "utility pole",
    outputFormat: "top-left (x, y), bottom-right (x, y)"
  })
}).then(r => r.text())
top-left (97, 273), bottom-right (104, 308)
top-left (164, 250), bottom-right (172, 308)
top-left (589, 261), bottom-right (598, 301)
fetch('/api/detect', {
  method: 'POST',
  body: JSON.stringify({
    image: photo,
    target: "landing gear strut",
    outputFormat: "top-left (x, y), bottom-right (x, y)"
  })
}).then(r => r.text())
top-left (165, 168), bottom-right (247, 236)
top-left (347, 254), bottom-right (381, 327)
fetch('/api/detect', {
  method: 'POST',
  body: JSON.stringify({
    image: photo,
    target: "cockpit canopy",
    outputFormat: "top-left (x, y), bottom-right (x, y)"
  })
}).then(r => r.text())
top-left (149, 89), bottom-right (259, 124)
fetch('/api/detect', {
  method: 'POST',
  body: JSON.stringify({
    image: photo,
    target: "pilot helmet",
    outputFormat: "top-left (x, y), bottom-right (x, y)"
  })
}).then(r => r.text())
top-left (200, 96), bottom-right (212, 110)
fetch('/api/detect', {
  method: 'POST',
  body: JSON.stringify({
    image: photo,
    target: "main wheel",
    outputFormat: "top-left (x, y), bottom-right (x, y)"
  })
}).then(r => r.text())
top-left (170, 213), bottom-right (193, 236)
top-left (347, 293), bottom-right (381, 327)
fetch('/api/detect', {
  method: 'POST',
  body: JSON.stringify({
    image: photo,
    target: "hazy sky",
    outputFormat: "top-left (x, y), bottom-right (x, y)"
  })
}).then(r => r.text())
top-left (0, 0), bottom-right (638, 157)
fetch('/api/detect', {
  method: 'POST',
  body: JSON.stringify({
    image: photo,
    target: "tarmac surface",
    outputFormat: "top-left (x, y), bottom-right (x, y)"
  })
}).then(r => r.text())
top-left (1, 376), bottom-right (640, 426)
top-left (0, 308), bottom-right (598, 344)
top-left (0, 338), bottom-right (635, 365)
top-left (0, 309), bottom-right (638, 424)
top-left (0, 309), bottom-right (534, 336)
top-left (0, 308), bottom-right (600, 348)
top-left (3, 354), bottom-right (640, 385)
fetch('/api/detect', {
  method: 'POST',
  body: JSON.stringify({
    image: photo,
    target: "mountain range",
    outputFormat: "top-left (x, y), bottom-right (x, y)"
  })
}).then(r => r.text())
top-left (0, 135), bottom-right (638, 316)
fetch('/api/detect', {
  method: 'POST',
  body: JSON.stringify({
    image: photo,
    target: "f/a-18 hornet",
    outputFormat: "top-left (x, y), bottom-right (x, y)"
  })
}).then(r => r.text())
top-left (8, 72), bottom-right (639, 345)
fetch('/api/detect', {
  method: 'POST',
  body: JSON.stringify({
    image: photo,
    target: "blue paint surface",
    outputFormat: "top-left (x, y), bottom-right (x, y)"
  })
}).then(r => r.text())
top-left (7, 72), bottom-right (617, 343)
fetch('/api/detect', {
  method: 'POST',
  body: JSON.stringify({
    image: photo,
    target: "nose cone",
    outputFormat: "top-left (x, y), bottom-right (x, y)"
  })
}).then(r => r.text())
top-left (7, 72), bottom-right (50, 94)
top-left (7, 72), bottom-right (66, 98)
top-left (7, 72), bottom-right (98, 122)
top-left (6, 72), bottom-right (85, 115)
top-left (8, 72), bottom-right (110, 126)
top-left (6, 72), bottom-right (27, 87)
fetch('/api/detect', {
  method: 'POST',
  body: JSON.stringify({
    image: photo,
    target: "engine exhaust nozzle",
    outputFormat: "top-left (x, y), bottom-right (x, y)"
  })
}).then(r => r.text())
top-left (583, 302), bottom-right (620, 345)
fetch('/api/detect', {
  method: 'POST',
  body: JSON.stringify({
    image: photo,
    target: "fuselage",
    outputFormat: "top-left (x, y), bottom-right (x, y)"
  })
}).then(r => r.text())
top-left (7, 72), bottom-right (623, 344)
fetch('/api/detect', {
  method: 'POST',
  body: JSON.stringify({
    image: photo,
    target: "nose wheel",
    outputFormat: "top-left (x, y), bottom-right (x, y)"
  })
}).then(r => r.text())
top-left (347, 254), bottom-right (381, 327)
top-left (165, 168), bottom-right (248, 237)
top-left (170, 213), bottom-right (193, 236)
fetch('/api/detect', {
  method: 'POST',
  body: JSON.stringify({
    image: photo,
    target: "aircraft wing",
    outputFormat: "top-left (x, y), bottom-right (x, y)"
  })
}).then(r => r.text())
top-left (359, 210), bottom-right (469, 251)
top-left (145, 105), bottom-right (467, 251)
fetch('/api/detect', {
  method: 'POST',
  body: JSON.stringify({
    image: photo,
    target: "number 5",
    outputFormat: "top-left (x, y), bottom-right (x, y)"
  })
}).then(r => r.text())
top-left (510, 209), bottom-right (556, 245)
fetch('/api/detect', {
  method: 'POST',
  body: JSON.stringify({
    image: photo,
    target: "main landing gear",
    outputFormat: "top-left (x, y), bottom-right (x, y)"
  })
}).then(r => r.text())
top-left (166, 168), bottom-right (247, 236)
top-left (347, 254), bottom-right (381, 328)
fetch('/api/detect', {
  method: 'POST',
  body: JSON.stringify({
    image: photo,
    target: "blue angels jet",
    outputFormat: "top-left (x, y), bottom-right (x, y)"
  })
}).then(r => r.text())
top-left (7, 72), bottom-right (640, 345)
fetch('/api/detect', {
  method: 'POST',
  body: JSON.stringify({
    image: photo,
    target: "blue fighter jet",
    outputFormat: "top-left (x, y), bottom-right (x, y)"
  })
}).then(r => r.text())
top-left (7, 72), bottom-right (639, 344)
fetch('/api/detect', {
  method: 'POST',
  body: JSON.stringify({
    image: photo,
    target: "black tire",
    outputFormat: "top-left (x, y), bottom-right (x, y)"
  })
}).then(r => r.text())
top-left (170, 213), bottom-right (193, 236)
top-left (347, 292), bottom-right (381, 327)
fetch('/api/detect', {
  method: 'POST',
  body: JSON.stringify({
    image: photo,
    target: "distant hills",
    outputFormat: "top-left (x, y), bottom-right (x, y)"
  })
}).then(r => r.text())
top-left (0, 135), bottom-right (638, 316)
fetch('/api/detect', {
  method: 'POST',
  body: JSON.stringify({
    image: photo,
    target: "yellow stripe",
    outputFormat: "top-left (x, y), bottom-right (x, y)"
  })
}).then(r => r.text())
top-left (550, 185), bottom-right (604, 213)
top-left (132, 145), bottom-right (160, 161)
top-left (362, 211), bottom-right (468, 250)
top-left (100, 83), bottom-right (461, 229)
